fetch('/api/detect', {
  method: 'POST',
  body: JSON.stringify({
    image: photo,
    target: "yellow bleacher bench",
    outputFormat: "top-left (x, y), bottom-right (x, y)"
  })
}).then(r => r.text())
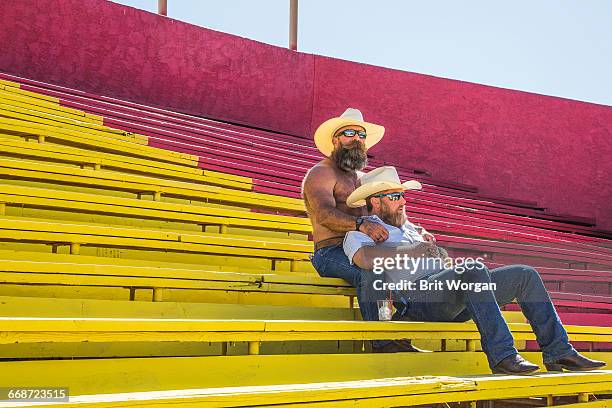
top-left (0, 184), bottom-right (312, 234)
top-left (0, 87), bottom-right (103, 125)
top-left (0, 79), bottom-right (20, 89)
top-left (0, 158), bottom-right (304, 211)
top-left (0, 366), bottom-right (609, 407)
top-left (0, 116), bottom-right (198, 167)
top-left (0, 81), bottom-right (57, 103)
top-left (1, 318), bottom-right (610, 350)
top-left (0, 258), bottom-right (346, 300)
top-left (0, 184), bottom-right (309, 234)
top-left (0, 103), bottom-right (128, 139)
top-left (0, 139), bottom-right (253, 190)
top-left (0, 216), bottom-right (312, 262)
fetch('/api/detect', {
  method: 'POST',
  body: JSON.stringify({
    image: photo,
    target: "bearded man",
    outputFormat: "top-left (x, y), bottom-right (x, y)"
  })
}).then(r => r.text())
top-left (302, 108), bottom-right (432, 353)
top-left (342, 165), bottom-right (606, 374)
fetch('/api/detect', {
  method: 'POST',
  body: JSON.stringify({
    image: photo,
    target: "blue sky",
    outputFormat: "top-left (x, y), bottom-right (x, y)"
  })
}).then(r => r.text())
top-left (111, 0), bottom-right (612, 106)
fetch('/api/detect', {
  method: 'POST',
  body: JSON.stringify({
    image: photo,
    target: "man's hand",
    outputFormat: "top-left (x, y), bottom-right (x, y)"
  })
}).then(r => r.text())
top-left (421, 231), bottom-right (436, 243)
top-left (359, 220), bottom-right (389, 243)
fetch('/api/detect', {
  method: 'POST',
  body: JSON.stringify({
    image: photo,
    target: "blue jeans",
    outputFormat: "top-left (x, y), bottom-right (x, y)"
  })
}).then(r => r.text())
top-left (403, 263), bottom-right (577, 368)
top-left (311, 244), bottom-right (398, 347)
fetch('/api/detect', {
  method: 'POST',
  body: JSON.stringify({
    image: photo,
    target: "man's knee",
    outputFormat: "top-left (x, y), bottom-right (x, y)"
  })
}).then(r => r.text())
top-left (459, 262), bottom-right (490, 282)
top-left (514, 264), bottom-right (543, 283)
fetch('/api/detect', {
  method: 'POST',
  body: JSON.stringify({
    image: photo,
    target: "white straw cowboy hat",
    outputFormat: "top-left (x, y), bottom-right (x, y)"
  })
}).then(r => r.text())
top-left (313, 108), bottom-right (385, 157)
top-left (347, 166), bottom-right (422, 208)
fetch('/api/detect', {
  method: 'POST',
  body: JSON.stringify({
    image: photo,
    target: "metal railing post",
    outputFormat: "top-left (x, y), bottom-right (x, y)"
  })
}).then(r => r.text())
top-left (158, 0), bottom-right (167, 16)
top-left (289, 0), bottom-right (298, 50)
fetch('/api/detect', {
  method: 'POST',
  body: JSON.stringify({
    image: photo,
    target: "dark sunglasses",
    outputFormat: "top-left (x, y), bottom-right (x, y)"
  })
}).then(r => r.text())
top-left (373, 192), bottom-right (405, 201)
top-left (335, 129), bottom-right (367, 139)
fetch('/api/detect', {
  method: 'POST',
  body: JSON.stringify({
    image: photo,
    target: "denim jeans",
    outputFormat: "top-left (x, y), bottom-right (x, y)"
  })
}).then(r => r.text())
top-left (311, 244), bottom-right (399, 347)
top-left (402, 263), bottom-right (577, 368)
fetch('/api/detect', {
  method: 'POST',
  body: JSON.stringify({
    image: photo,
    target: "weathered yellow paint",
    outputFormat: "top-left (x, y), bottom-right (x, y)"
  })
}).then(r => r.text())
top-left (0, 363), bottom-right (609, 407)
top-left (0, 104), bottom-right (131, 138)
top-left (0, 252), bottom-right (589, 315)
top-left (0, 249), bottom-right (262, 272)
top-left (0, 216), bottom-right (312, 261)
top-left (157, 288), bottom-right (348, 308)
top-left (70, 242), bottom-right (81, 255)
top-left (0, 157), bottom-right (303, 212)
top-left (0, 93), bottom-right (102, 125)
top-left (152, 288), bottom-right (163, 302)
top-left (0, 117), bottom-right (197, 166)
top-left (0, 138), bottom-right (252, 190)
top-left (201, 169), bottom-right (252, 185)
top-left (248, 341), bottom-right (261, 355)
top-left (0, 318), bottom-right (609, 346)
top-left (0, 295), bottom-right (354, 320)
top-left (0, 248), bottom-right (300, 277)
top-left (0, 80), bottom-right (21, 89)
top-left (0, 84), bottom-right (58, 102)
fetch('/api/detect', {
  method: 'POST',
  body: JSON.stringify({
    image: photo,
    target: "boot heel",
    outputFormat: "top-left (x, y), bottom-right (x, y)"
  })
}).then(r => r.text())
top-left (545, 363), bottom-right (564, 372)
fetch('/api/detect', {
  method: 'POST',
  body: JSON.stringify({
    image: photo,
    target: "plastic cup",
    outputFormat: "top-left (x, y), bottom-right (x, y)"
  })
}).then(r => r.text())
top-left (377, 299), bottom-right (393, 321)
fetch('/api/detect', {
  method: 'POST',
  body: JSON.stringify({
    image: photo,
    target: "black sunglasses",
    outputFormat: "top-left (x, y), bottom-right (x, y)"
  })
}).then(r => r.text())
top-left (372, 192), bottom-right (405, 201)
top-left (335, 129), bottom-right (367, 139)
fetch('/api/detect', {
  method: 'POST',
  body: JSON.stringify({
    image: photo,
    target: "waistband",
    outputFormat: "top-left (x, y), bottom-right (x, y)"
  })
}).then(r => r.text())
top-left (313, 236), bottom-right (344, 252)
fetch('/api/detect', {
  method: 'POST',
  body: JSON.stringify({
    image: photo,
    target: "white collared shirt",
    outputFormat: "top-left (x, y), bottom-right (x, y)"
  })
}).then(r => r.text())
top-left (343, 215), bottom-right (425, 265)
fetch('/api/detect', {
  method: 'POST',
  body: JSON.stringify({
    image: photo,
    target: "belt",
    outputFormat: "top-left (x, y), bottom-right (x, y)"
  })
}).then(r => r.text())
top-left (313, 236), bottom-right (344, 252)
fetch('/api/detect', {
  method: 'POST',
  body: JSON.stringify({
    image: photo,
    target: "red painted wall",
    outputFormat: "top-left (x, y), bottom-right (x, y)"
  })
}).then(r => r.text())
top-left (1, 0), bottom-right (611, 228)
top-left (0, 0), bottom-right (314, 136)
top-left (312, 57), bottom-right (612, 230)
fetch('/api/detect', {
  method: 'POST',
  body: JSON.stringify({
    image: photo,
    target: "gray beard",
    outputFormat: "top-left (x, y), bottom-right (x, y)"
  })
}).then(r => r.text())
top-left (331, 142), bottom-right (368, 172)
top-left (380, 203), bottom-right (406, 227)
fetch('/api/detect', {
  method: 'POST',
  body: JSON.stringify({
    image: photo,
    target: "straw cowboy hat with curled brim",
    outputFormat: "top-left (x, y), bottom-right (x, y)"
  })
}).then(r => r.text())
top-left (314, 108), bottom-right (385, 157)
top-left (347, 166), bottom-right (422, 208)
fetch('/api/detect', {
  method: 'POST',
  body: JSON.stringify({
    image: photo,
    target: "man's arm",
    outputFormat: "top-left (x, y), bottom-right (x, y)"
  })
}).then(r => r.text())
top-left (413, 224), bottom-right (436, 243)
top-left (303, 166), bottom-right (389, 240)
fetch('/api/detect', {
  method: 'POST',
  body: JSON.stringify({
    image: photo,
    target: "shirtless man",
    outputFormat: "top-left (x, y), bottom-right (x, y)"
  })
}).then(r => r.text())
top-left (302, 108), bottom-right (428, 352)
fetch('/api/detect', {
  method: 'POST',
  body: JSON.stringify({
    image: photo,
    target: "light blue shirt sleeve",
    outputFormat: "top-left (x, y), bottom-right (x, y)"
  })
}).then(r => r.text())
top-left (343, 231), bottom-right (375, 265)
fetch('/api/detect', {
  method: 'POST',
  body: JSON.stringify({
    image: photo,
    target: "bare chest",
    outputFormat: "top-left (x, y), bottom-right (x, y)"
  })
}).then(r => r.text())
top-left (333, 174), bottom-right (362, 214)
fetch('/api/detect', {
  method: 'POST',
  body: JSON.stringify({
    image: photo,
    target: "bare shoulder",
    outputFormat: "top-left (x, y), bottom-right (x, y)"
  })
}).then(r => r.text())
top-left (303, 161), bottom-right (337, 186)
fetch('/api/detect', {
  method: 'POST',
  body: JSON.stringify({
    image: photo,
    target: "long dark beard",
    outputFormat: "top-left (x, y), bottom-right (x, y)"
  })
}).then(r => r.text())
top-left (331, 141), bottom-right (368, 172)
top-left (380, 202), bottom-right (406, 227)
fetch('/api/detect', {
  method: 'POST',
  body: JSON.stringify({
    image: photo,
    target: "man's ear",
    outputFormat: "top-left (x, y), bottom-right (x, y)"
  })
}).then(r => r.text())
top-left (370, 197), bottom-right (380, 212)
